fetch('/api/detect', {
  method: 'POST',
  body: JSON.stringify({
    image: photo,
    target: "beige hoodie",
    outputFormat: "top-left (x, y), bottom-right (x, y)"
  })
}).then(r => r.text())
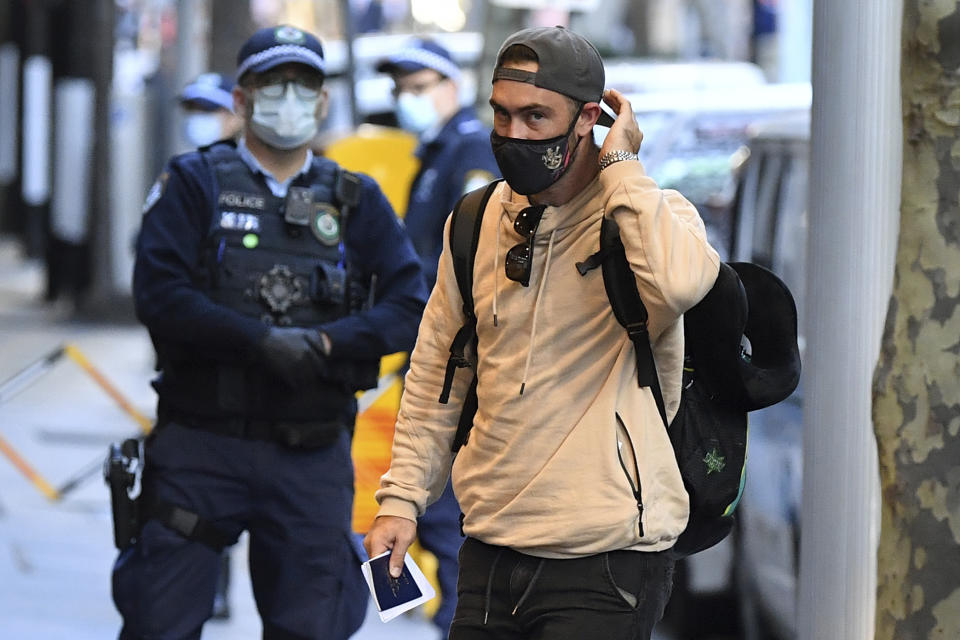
top-left (376, 159), bottom-right (721, 558)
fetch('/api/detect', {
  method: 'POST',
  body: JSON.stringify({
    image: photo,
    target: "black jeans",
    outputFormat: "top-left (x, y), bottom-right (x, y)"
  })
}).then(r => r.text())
top-left (450, 538), bottom-right (674, 640)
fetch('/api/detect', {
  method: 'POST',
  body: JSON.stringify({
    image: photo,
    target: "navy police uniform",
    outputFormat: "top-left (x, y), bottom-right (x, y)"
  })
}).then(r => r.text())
top-left (405, 106), bottom-right (499, 289)
top-left (112, 137), bottom-right (427, 640)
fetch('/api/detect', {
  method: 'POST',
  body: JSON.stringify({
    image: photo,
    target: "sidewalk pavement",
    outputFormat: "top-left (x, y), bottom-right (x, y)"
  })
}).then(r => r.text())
top-left (0, 238), bottom-right (439, 639)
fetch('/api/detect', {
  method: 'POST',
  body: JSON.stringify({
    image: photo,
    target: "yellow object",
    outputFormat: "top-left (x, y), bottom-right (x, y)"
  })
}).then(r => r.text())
top-left (64, 344), bottom-right (152, 434)
top-left (0, 432), bottom-right (60, 500)
top-left (0, 343), bottom-right (152, 501)
top-left (322, 124), bottom-right (420, 216)
top-left (327, 126), bottom-right (442, 620)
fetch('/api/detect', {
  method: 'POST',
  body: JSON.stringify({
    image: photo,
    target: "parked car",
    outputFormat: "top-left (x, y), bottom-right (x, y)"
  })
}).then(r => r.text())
top-left (619, 81), bottom-right (811, 261)
top-left (730, 112), bottom-right (810, 640)
top-left (646, 92), bottom-right (810, 640)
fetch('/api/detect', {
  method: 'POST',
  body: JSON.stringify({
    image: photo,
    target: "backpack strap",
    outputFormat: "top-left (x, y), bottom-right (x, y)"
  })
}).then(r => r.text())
top-left (438, 180), bottom-right (502, 452)
top-left (579, 218), bottom-right (668, 427)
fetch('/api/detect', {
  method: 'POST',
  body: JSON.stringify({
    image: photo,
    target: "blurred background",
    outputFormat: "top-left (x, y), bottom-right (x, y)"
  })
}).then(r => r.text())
top-left (0, 1), bottom-right (818, 639)
top-left (0, 0), bottom-right (813, 312)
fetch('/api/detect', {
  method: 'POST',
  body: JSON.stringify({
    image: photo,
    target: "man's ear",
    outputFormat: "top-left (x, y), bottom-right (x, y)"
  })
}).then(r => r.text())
top-left (317, 87), bottom-right (330, 121)
top-left (232, 86), bottom-right (248, 117)
top-left (577, 102), bottom-right (602, 136)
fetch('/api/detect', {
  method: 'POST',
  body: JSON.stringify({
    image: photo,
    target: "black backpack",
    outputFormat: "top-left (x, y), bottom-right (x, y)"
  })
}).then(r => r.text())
top-left (438, 180), bottom-right (801, 557)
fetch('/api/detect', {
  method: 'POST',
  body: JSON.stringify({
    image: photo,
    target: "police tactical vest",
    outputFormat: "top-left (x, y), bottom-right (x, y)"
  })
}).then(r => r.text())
top-left (200, 144), bottom-right (364, 327)
top-left (158, 143), bottom-right (374, 424)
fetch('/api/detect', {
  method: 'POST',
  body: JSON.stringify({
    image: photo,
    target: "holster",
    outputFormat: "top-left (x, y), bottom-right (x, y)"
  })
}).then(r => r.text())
top-left (104, 438), bottom-right (144, 550)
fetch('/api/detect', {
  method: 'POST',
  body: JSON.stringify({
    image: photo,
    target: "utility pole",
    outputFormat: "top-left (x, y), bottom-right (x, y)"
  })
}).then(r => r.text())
top-left (337, 0), bottom-right (359, 127)
top-left (798, 1), bottom-right (902, 638)
top-left (0, 0), bottom-right (20, 235)
top-left (170, 0), bottom-right (210, 159)
top-left (210, 0), bottom-right (254, 76)
top-left (46, 0), bottom-right (99, 304)
top-left (20, 0), bottom-right (52, 260)
top-left (81, 0), bottom-right (121, 315)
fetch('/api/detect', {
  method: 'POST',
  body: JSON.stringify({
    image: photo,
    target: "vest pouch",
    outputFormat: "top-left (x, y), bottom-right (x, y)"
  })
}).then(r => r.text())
top-left (311, 262), bottom-right (347, 306)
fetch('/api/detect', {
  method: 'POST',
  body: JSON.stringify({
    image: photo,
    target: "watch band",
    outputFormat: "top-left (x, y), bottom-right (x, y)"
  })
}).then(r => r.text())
top-left (599, 149), bottom-right (639, 171)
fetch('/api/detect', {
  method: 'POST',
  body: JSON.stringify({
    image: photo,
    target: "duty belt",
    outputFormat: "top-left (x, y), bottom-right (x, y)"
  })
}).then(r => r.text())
top-left (158, 405), bottom-right (343, 449)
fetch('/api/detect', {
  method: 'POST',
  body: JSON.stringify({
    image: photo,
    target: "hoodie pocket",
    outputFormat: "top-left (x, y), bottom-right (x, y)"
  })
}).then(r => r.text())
top-left (615, 412), bottom-right (644, 538)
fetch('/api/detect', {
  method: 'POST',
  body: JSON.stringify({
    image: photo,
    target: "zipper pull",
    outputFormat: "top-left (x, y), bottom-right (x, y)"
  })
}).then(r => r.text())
top-left (636, 493), bottom-right (644, 538)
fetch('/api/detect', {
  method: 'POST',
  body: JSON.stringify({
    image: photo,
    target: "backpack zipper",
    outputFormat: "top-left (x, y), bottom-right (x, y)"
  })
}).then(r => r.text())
top-left (615, 413), bottom-right (644, 538)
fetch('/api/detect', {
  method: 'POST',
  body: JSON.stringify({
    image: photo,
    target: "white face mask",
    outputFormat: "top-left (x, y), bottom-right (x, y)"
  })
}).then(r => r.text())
top-left (182, 112), bottom-right (224, 147)
top-left (250, 84), bottom-right (320, 150)
top-left (396, 92), bottom-right (439, 135)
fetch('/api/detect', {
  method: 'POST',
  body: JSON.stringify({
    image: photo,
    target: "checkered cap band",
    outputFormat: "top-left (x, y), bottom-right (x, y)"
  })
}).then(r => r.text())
top-left (236, 44), bottom-right (325, 79)
top-left (387, 47), bottom-right (461, 81)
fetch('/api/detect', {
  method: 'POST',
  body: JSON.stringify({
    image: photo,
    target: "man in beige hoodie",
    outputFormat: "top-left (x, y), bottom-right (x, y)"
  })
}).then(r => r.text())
top-left (365, 26), bottom-right (720, 640)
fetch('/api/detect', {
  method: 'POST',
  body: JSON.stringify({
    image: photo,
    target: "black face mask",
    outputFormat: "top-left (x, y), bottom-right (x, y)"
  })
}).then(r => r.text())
top-left (490, 107), bottom-right (583, 196)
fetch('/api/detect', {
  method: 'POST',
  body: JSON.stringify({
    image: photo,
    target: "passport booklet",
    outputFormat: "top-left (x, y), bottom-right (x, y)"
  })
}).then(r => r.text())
top-left (361, 550), bottom-right (436, 622)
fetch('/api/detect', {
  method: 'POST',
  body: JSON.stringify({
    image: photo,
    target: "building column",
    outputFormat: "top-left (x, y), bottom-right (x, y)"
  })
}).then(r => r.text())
top-left (798, 1), bottom-right (903, 639)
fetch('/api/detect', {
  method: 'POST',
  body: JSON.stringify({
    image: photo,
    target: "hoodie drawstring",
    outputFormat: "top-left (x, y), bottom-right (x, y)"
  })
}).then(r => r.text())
top-left (492, 209), bottom-right (508, 327)
top-left (483, 550), bottom-right (544, 623)
top-left (511, 558), bottom-right (544, 616)
top-left (483, 548), bottom-right (503, 625)
top-left (519, 229), bottom-right (556, 396)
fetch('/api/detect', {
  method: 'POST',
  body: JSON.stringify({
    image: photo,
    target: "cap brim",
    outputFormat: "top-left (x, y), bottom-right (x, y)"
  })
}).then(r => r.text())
top-left (245, 54), bottom-right (324, 77)
top-left (180, 97), bottom-right (226, 111)
top-left (375, 60), bottom-right (427, 76)
top-left (179, 86), bottom-right (234, 111)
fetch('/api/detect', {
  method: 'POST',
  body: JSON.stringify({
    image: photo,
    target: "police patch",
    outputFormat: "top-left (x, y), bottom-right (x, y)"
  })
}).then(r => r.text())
top-left (141, 172), bottom-right (169, 214)
top-left (219, 191), bottom-right (266, 210)
top-left (311, 204), bottom-right (340, 246)
top-left (275, 26), bottom-right (305, 44)
top-left (463, 169), bottom-right (496, 195)
top-left (219, 210), bottom-right (261, 232)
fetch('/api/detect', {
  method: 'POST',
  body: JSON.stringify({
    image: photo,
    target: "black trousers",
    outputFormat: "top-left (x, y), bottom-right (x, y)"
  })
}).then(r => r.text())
top-left (450, 538), bottom-right (674, 640)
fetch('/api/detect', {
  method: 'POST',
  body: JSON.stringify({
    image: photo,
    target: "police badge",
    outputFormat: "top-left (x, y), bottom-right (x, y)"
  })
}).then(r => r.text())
top-left (311, 204), bottom-right (341, 246)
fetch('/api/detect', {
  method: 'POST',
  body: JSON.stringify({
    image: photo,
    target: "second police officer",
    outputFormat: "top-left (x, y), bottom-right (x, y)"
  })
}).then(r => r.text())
top-left (178, 71), bottom-right (244, 149)
top-left (377, 39), bottom-right (500, 290)
top-left (112, 25), bottom-right (428, 640)
top-left (376, 38), bottom-right (500, 639)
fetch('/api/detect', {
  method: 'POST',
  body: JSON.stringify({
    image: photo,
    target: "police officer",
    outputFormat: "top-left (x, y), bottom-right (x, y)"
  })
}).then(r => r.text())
top-left (375, 39), bottom-right (498, 640)
top-left (377, 39), bottom-right (500, 290)
top-left (178, 72), bottom-right (243, 148)
top-left (177, 71), bottom-right (246, 622)
top-left (112, 25), bottom-right (428, 640)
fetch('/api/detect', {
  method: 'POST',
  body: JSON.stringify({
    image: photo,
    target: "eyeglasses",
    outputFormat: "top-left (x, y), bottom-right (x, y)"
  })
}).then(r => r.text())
top-left (391, 77), bottom-right (445, 99)
top-left (504, 205), bottom-right (545, 287)
top-left (253, 72), bottom-right (323, 99)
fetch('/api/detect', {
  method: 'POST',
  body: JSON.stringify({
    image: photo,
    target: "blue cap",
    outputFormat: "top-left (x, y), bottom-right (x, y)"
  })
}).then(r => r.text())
top-left (376, 39), bottom-right (461, 81)
top-left (236, 25), bottom-right (325, 81)
top-left (179, 72), bottom-right (235, 111)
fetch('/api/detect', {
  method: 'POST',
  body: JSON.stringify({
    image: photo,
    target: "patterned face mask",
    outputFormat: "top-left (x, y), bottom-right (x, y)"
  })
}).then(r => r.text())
top-left (489, 106), bottom-right (583, 196)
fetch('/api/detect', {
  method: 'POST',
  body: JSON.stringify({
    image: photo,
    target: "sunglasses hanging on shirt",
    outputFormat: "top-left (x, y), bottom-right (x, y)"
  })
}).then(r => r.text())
top-left (504, 205), bottom-right (546, 287)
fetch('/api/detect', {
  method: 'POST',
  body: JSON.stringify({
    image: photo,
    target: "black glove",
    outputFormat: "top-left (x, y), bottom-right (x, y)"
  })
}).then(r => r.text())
top-left (256, 326), bottom-right (327, 387)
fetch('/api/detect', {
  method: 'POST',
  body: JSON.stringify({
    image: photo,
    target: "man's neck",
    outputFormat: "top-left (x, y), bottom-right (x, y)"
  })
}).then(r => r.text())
top-left (244, 130), bottom-right (309, 183)
top-left (529, 142), bottom-right (600, 207)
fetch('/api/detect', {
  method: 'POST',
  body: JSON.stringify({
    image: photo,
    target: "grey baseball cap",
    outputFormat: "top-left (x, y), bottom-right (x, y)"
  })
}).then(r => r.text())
top-left (493, 26), bottom-right (615, 127)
